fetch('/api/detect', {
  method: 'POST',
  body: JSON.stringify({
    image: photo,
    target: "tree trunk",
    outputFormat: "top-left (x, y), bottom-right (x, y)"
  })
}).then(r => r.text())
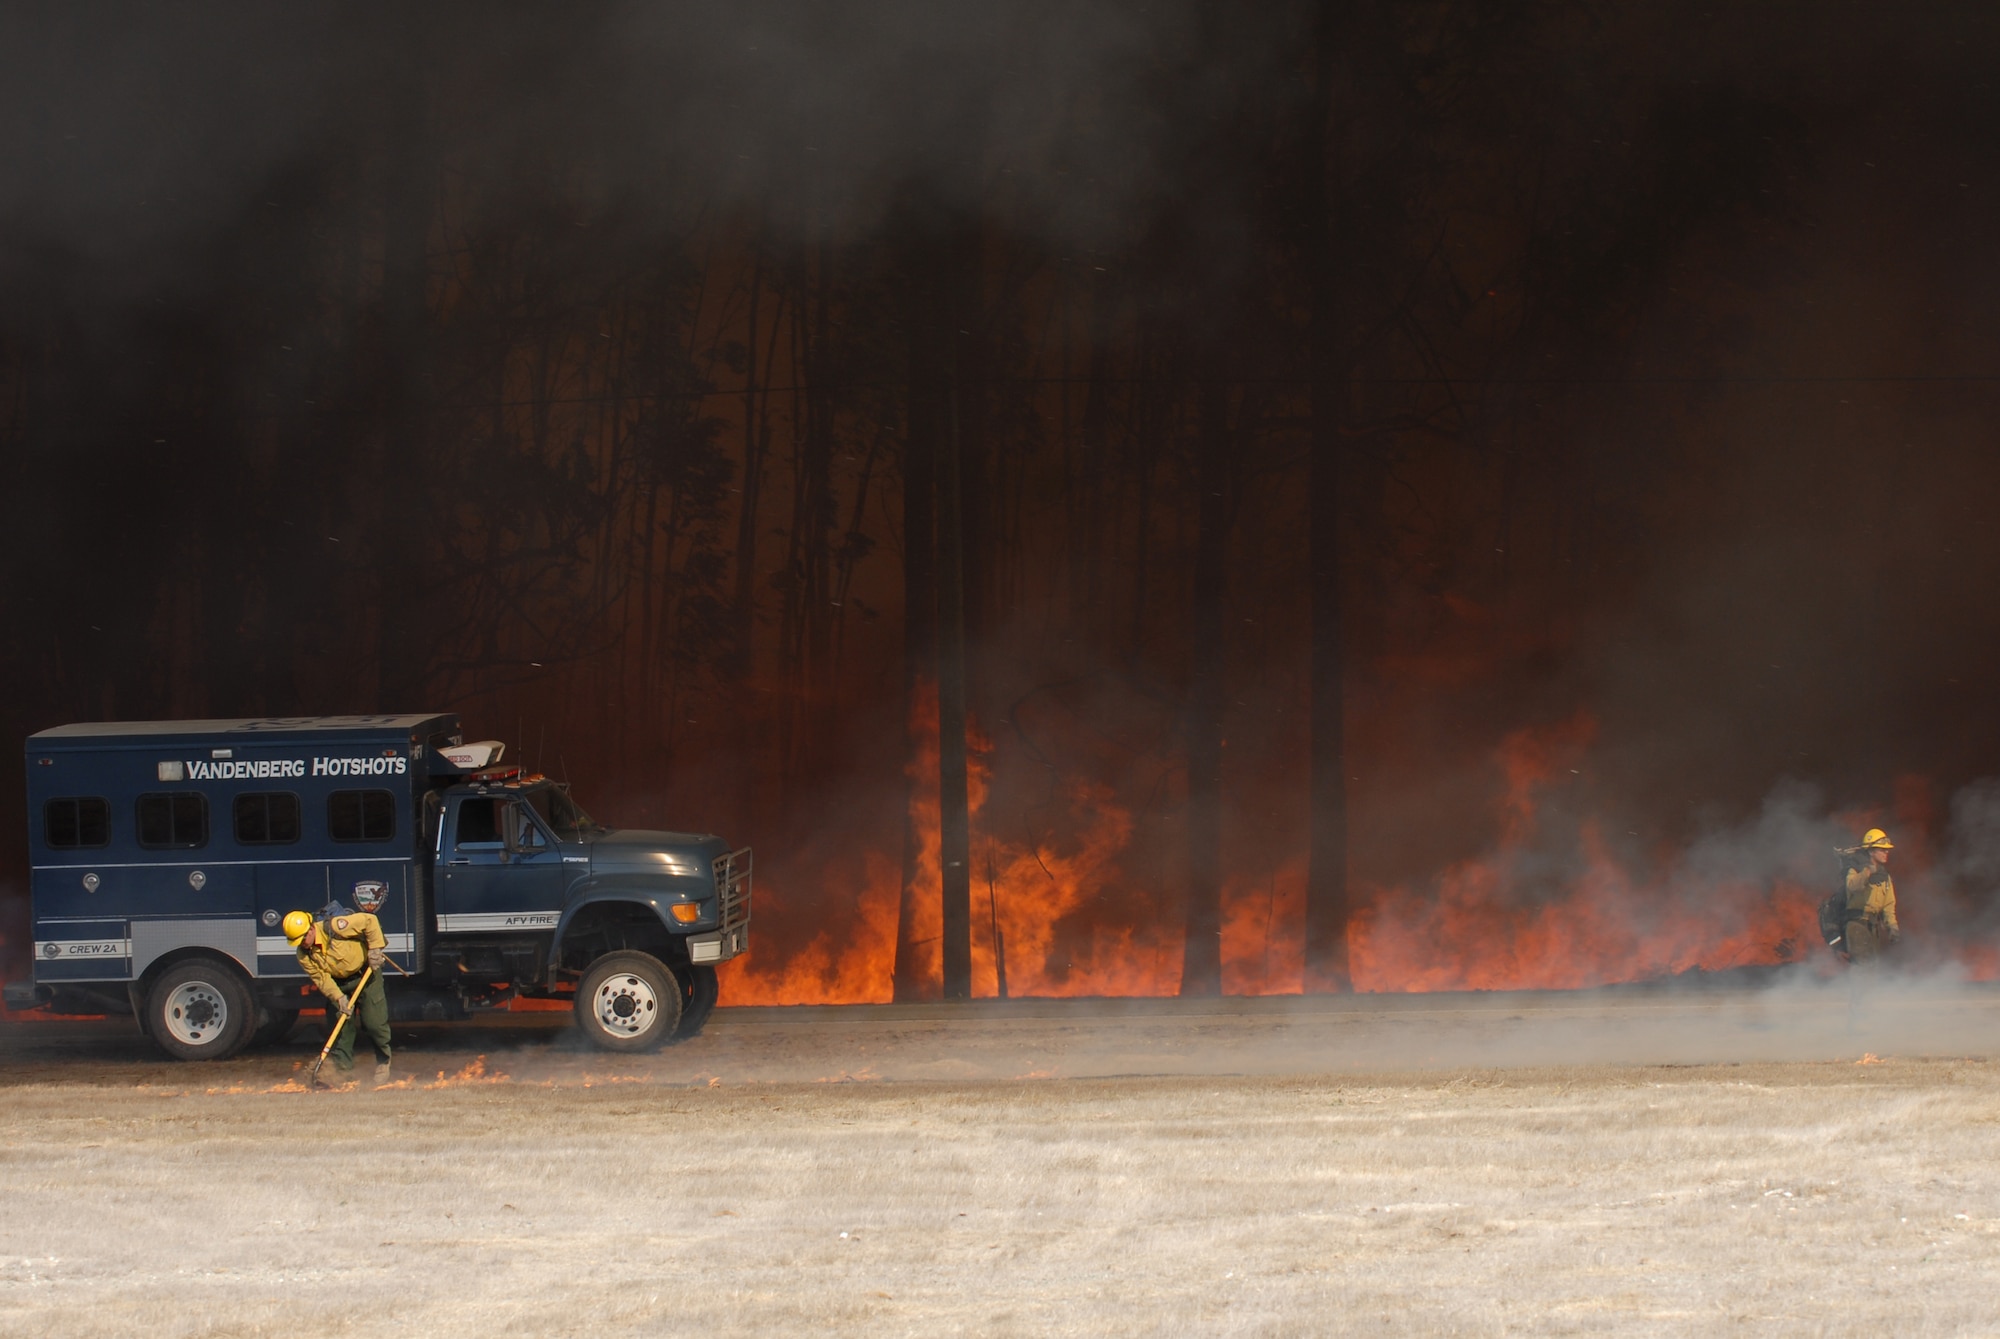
top-left (802, 229), bottom-right (837, 763)
top-left (947, 231), bottom-right (989, 712)
top-left (371, 12), bottom-right (434, 712)
top-left (1303, 0), bottom-right (1353, 992)
top-left (832, 420), bottom-right (884, 682)
top-left (733, 241), bottom-right (779, 829)
top-left (935, 232), bottom-right (975, 1002)
top-left (1073, 271), bottom-right (1115, 625)
top-left (1126, 332), bottom-right (1162, 663)
top-left (733, 236), bottom-right (767, 680)
top-left (1180, 370), bottom-right (1230, 996)
top-left (894, 227), bottom-right (942, 1003)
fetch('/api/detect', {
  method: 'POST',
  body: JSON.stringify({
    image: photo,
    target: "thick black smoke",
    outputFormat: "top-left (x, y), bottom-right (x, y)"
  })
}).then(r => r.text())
top-left (6, 2), bottom-right (2000, 993)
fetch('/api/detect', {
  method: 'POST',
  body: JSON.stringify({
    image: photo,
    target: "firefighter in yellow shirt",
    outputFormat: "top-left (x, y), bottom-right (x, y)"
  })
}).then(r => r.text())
top-left (1841, 828), bottom-right (1900, 966)
top-left (283, 909), bottom-right (392, 1079)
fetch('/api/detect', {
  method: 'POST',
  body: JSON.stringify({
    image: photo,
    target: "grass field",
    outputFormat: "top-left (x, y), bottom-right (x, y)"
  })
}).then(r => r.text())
top-left (1, 983), bottom-right (1996, 1336)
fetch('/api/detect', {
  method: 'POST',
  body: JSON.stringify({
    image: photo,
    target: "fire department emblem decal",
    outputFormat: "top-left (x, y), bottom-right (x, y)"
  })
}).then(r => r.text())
top-left (352, 880), bottom-right (388, 913)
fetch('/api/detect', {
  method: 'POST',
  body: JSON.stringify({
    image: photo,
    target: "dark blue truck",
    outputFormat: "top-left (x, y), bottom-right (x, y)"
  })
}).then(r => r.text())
top-left (5, 715), bottom-right (750, 1059)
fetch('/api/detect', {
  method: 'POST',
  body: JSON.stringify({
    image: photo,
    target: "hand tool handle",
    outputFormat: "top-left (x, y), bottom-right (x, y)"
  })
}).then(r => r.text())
top-left (308, 965), bottom-right (376, 1084)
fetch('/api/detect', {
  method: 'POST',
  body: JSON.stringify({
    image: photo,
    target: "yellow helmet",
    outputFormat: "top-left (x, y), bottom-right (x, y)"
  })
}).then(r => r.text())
top-left (282, 910), bottom-right (314, 945)
top-left (1861, 828), bottom-right (1894, 850)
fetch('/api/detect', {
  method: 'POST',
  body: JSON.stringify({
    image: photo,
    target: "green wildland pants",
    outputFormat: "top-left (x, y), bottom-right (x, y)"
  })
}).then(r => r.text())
top-left (326, 971), bottom-right (391, 1070)
top-left (1844, 917), bottom-right (1883, 967)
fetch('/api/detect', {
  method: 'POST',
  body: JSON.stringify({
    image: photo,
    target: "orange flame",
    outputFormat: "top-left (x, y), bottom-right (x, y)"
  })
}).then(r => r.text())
top-left (719, 684), bottom-right (1182, 1004)
top-left (720, 701), bottom-right (1993, 1002)
top-left (1215, 722), bottom-right (1822, 996)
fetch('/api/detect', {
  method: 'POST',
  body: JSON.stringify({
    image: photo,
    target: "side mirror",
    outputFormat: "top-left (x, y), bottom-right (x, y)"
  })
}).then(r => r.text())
top-left (502, 803), bottom-right (546, 857)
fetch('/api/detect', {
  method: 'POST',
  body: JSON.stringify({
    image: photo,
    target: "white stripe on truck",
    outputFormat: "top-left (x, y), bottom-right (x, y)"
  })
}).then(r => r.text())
top-left (434, 912), bottom-right (560, 932)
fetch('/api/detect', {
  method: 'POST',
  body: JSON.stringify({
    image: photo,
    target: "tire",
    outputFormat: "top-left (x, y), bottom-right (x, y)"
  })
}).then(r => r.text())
top-left (252, 1007), bottom-right (300, 1048)
top-left (145, 959), bottom-right (256, 1061)
top-left (574, 951), bottom-right (682, 1053)
top-left (673, 964), bottom-right (719, 1040)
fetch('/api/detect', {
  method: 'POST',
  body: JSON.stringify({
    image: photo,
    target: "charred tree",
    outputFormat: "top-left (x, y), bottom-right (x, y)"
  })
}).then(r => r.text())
top-left (800, 230), bottom-right (839, 766)
top-left (732, 234), bottom-right (770, 684)
top-left (1180, 368), bottom-right (1231, 996)
top-left (1071, 268), bottom-right (1116, 626)
top-left (1303, 0), bottom-right (1354, 993)
top-left (371, 13), bottom-right (436, 713)
top-left (733, 241), bottom-right (784, 826)
top-left (935, 227), bottom-right (975, 1002)
top-left (762, 225), bottom-right (844, 788)
top-left (1172, 0), bottom-right (1262, 996)
top-left (894, 219), bottom-right (942, 1003)
top-left (891, 205), bottom-right (976, 1002)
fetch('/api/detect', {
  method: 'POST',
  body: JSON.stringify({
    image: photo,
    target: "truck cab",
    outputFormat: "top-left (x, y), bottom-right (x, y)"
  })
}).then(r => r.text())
top-left (7, 715), bottom-right (750, 1060)
top-left (427, 766), bottom-right (750, 1042)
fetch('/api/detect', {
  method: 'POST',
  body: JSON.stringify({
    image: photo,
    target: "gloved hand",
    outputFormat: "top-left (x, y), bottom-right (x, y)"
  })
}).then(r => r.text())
top-left (331, 994), bottom-right (354, 1018)
top-left (366, 948), bottom-right (388, 969)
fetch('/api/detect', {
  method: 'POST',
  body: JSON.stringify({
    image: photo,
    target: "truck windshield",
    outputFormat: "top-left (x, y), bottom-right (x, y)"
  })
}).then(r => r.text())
top-left (523, 784), bottom-right (598, 838)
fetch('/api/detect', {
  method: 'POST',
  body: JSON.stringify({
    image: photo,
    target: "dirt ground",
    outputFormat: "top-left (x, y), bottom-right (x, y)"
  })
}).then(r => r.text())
top-left (1, 979), bottom-right (1997, 1336)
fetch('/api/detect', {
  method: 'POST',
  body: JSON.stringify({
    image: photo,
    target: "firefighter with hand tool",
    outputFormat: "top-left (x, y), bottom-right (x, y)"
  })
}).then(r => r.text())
top-left (283, 909), bottom-right (393, 1081)
top-left (1839, 828), bottom-right (1900, 967)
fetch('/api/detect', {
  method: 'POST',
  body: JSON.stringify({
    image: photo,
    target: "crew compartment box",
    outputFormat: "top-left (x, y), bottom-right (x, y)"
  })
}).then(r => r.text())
top-left (24, 715), bottom-right (458, 987)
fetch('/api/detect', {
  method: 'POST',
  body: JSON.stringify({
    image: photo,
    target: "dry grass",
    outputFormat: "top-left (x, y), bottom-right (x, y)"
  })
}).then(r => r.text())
top-left (1, 994), bottom-right (1998, 1336)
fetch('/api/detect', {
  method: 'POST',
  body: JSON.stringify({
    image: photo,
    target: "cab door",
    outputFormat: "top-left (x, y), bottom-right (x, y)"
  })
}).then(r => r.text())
top-left (437, 795), bottom-right (566, 932)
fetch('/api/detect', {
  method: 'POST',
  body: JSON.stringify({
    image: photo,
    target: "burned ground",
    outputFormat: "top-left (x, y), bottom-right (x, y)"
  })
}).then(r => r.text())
top-left (2, 985), bottom-right (1998, 1335)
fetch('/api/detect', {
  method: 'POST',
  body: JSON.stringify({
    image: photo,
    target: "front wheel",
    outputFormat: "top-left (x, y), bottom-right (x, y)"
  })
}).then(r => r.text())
top-left (146, 959), bottom-right (256, 1061)
top-left (674, 964), bottom-right (718, 1040)
top-left (574, 951), bottom-right (682, 1053)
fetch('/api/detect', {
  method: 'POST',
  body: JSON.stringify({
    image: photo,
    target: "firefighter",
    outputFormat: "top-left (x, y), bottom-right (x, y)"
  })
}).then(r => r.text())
top-left (283, 908), bottom-right (392, 1079)
top-left (1841, 827), bottom-right (1900, 966)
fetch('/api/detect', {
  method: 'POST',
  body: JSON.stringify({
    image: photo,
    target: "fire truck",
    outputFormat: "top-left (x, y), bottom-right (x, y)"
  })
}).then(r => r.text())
top-left (4, 715), bottom-right (750, 1060)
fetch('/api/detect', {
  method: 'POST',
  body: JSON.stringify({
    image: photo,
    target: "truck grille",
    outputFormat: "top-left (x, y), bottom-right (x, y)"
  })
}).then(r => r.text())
top-left (713, 847), bottom-right (752, 931)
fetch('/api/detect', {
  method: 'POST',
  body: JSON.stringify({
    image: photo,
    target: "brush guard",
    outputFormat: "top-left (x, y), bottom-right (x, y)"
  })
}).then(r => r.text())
top-left (714, 847), bottom-right (752, 932)
top-left (687, 848), bottom-right (752, 964)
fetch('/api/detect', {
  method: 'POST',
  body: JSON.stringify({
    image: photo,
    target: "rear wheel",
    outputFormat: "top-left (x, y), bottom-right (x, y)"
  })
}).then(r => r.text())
top-left (574, 951), bottom-right (682, 1053)
top-left (673, 964), bottom-right (719, 1040)
top-left (145, 959), bottom-right (255, 1061)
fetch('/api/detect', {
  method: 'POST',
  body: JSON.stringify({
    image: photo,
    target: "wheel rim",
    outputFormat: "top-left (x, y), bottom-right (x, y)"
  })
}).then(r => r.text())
top-left (162, 980), bottom-right (231, 1047)
top-left (589, 972), bottom-right (660, 1039)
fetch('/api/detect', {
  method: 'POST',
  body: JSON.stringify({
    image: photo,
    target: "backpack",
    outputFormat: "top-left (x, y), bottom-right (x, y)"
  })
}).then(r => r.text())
top-left (1816, 889), bottom-right (1847, 953)
top-left (1818, 851), bottom-right (1861, 955)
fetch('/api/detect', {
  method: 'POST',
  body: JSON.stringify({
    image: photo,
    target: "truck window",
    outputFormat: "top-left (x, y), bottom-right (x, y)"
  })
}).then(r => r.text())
top-left (234, 792), bottom-right (302, 845)
top-left (44, 797), bottom-right (110, 849)
top-left (455, 796), bottom-right (502, 846)
top-left (136, 793), bottom-right (208, 849)
top-left (328, 789), bottom-right (396, 842)
top-left (522, 785), bottom-right (596, 839)
top-left (510, 804), bottom-right (549, 851)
